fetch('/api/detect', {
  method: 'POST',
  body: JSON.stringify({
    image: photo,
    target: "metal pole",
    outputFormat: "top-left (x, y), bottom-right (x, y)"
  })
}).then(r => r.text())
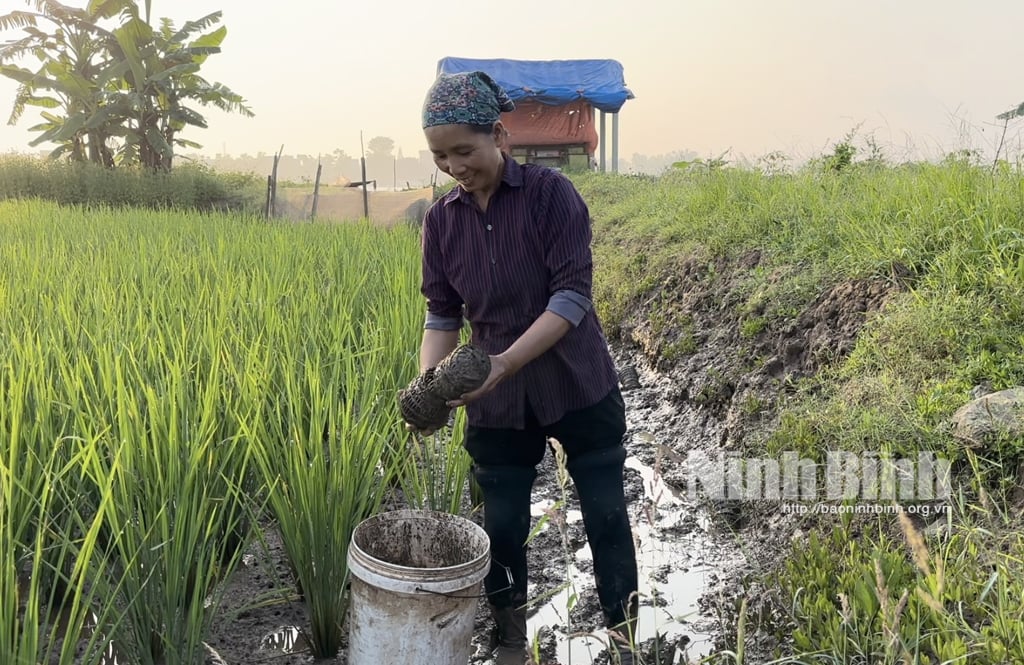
top-left (599, 111), bottom-right (607, 173)
top-left (612, 113), bottom-right (619, 174)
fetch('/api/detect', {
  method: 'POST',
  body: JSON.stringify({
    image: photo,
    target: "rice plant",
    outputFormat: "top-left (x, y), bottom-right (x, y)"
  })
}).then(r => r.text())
top-left (398, 411), bottom-right (475, 515)
top-left (0, 200), bottom-right (429, 662)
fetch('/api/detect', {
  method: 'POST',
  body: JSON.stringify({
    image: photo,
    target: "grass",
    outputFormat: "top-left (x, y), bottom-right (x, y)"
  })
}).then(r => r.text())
top-left (776, 498), bottom-right (1024, 664)
top-left (572, 154), bottom-right (1024, 663)
top-left (0, 154), bottom-right (263, 212)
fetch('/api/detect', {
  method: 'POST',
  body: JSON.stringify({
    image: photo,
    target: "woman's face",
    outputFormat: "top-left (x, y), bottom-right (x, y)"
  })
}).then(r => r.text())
top-left (425, 123), bottom-right (506, 194)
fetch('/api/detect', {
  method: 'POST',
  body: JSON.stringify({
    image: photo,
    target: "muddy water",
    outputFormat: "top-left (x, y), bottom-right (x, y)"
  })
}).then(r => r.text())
top-left (520, 359), bottom-right (748, 665)
top-left (526, 454), bottom-right (719, 664)
top-left (216, 354), bottom-right (754, 664)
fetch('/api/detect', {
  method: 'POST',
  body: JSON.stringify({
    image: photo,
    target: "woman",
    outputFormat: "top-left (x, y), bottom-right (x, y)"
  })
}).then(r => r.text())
top-left (411, 71), bottom-right (638, 665)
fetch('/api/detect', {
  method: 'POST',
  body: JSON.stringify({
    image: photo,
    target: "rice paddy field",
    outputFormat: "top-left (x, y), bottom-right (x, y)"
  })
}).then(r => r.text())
top-left (0, 199), bottom-right (464, 664)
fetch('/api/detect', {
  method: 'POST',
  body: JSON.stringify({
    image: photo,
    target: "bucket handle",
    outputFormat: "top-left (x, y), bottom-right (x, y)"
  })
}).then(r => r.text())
top-left (415, 563), bottom-right (513, 599)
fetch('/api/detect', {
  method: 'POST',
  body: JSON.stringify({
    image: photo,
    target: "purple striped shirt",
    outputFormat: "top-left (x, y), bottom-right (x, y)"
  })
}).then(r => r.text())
top-left (421, 156), bottom-right (619, 429)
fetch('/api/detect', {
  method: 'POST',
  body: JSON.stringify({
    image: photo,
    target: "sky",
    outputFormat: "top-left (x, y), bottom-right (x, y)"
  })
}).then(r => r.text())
top-left (2, 0), bottom-right (1024, 167)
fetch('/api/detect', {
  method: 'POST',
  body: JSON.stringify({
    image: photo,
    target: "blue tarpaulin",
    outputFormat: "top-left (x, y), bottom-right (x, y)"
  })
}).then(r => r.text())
top-left (436, 57), bottom-right (634, 113)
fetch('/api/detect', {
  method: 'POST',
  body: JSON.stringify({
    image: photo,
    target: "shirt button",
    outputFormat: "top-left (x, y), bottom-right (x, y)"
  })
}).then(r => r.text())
top-left (486, 224), bottom-right (493, 231)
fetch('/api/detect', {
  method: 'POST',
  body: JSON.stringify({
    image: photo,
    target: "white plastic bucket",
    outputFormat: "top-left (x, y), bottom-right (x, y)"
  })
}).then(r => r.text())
top-left (347, 509), bottom-right (490, 665)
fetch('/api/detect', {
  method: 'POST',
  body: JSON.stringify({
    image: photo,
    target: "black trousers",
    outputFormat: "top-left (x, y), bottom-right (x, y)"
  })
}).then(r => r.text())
top-left (465, 387), bottom-right (638, 628)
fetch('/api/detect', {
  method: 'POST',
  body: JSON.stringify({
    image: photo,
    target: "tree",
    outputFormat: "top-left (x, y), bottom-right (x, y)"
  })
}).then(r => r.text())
top-left (997, 101), bottom-right (1024, 121)
top-left (0, 1), bottom-right (118, 164)
top-left (0, 0), bottom-right (253, 169)
top-left (366, 135), bottom-right (394, 159)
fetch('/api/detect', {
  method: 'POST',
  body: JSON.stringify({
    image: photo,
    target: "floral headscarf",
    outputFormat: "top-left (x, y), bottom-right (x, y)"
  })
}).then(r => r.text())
top-left (422, 71), bottom-right (515, 128)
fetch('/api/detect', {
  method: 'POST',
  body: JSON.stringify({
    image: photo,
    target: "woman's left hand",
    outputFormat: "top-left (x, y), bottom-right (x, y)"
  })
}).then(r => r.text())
top-left (446, 354), bottom-right (515, 407)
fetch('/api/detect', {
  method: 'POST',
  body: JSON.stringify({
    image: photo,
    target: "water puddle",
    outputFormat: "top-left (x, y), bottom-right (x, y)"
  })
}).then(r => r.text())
top-left (526, 454), bottom-right (719, 664)
top-left (531, 499), bottom-right (583, 525)
top-left (258, 625), bottom-right (309, 654)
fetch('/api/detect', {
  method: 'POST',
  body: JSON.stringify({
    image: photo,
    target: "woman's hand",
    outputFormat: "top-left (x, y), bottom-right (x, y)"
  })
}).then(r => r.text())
top-left (445, 353), bottom-right (516, 408)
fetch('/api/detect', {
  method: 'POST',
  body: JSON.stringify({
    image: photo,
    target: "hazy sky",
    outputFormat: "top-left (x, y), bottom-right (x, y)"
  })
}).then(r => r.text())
top-left (2, 0), bottom-right (1024, 166)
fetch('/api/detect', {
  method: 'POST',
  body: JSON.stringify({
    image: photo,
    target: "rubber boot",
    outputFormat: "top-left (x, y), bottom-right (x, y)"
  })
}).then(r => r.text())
top-left (606, 609), bottom-right (638, 665)
top-left (565, 445), bottom-right (639, 635)
top-left (490, 604), bottom-right (528, 665)
top-left (608, 639), bottom-right (636, 665)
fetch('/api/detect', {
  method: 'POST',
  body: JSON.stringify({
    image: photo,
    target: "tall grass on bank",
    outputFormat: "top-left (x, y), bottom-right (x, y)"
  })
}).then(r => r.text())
top-left (576, 158), bottom-right (1024, 337)
top-left (576, 158), bottom-right (1024, 467)
top-left (0, 154), bottom-right (263, 212)
top-left (0, 200), bottom-right (431, 663)
top-left (572, 158), bottom-right (1024, 662)
top-left (780, 506), bottom-right (1024, 664)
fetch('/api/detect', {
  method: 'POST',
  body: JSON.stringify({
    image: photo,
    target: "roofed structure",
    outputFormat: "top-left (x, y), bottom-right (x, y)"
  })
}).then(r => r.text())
top-left (436, 57), bottom-right (633, 172)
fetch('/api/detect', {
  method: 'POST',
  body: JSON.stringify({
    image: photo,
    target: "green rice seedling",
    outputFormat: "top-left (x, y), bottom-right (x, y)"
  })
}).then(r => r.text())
top-left (397, 410), bottom-right (474, 515)
top-left (232, 221), bottom-right (421, 658)
top-left (0, 435), bottom-right (127, 665)
top-left (64, 326), bottom-right (256, 665)
top-left (249, 335), bottom-right (404, 658)
top-left (0, 202), bottom-right (281, 663)
top-left (0, 334), bottom-right (136, 665)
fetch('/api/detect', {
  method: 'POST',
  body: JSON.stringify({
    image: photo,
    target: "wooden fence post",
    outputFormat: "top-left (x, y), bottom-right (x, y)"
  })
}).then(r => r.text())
top-left (270, 145), bottom-right (283, 218)
top-left (264, 175), bottom-right (272, 219)
top-left (360, 156), bottom-right (369, 220)
top-left (311, 157), bottom-right (323, 221)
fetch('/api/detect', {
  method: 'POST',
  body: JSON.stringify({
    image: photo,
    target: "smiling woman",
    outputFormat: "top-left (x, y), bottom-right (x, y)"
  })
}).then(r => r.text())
top-left (422, 71), bottom-right (514, 210)
top-left (409, 70), bottom-right (641, 665)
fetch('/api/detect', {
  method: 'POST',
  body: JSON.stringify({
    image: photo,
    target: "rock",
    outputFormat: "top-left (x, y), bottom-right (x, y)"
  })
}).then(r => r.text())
top-left (950, 386), bottom-right (1024, 447)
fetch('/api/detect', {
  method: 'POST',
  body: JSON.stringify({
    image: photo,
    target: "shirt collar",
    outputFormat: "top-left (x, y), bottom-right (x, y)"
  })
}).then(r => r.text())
top-left (442, 155), bottom-right (524, 207)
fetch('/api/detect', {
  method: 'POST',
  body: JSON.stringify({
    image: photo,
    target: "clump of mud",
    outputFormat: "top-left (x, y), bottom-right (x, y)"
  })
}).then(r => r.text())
top-left (433, 344), bottom-right (491, 400)
top-left (399, 344), bottom-right (491, 430)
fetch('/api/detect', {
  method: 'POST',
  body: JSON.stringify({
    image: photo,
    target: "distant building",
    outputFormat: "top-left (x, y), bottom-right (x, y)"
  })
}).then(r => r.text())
top-left (435, 57), bottom-right (634, 173)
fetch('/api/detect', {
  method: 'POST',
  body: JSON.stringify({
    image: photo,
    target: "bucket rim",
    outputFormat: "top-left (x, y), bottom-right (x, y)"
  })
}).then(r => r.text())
top-left (348, 509), bottom-right (490, 593)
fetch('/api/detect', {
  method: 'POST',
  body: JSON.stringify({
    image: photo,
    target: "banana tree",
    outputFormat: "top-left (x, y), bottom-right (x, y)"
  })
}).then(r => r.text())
top-left (103, 4), bottom-right (253, 170)
top-left (0, 0), bottom-right (252, 170)
top-left (998, 102), bottom-right (1024, 121)
top-left (0, 0), bottom-right (124, 164)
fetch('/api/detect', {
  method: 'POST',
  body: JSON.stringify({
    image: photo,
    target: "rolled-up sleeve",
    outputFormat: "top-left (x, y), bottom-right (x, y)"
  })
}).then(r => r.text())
top-left (421, 206), bottom-right (464, 330)
top-left (539, 173), bottom-right (594, 326)
top-left (546, 289), bottom-right (592, 327)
